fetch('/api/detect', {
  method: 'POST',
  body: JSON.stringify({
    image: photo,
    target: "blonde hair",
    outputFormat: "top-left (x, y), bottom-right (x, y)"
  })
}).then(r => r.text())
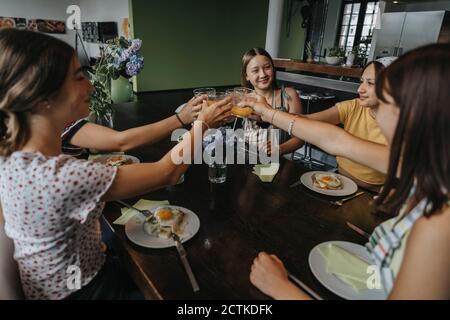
top-left (0, 29), bottom-right (74, 156)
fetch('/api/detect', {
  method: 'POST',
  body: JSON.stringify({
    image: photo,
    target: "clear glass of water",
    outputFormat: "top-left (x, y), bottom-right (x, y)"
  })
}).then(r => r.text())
top-left (208, 163), bottom-right (227, 183)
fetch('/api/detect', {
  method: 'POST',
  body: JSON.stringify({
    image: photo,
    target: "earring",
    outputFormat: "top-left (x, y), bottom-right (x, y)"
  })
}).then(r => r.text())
top-left (46, 104), bottom-right (51, 109)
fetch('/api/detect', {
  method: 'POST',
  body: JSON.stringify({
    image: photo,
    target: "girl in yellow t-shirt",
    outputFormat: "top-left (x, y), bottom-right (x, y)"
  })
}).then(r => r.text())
top-left (307, 61), bottom-right (387, 191)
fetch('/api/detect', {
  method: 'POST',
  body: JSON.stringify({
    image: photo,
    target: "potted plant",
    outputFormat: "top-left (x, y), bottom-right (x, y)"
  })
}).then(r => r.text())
top-left (305, 41), bottom-right (314, 63)
top-left (345, 47), bottom-right (358, 67)
top-left (325, 47), bottom-right (345, 65)
top-left (89, 36), bottom-right (144, 127)
top-left (353, 45), bottom-right (369, 68)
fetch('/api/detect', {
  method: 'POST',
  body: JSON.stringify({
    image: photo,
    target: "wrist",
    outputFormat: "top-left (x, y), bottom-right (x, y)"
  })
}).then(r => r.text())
top-left (179, 108), bottom-right (191, 124)
top-left (261, 108), bottom-right (273, 122)
top-left (175, 112), bottom-right (187, 127)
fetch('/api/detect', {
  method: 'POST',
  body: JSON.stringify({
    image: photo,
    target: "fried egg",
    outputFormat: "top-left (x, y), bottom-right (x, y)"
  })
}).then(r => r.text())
top-left (312, 173), bottom-right (343, 190)
top-left (154, 207), bottom-right (186, 234)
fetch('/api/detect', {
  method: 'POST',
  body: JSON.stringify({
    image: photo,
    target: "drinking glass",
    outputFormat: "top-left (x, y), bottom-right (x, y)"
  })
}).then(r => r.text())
top-left (231, 87), bottom-right (254, 118)
top-left (207, 91), bottom-right (227, 106)
top-left (208, 163), bottom-right (227, 183)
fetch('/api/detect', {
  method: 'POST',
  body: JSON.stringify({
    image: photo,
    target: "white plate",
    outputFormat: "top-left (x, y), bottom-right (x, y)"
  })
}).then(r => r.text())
top-left (91, 154), bottom-right (140, 166)
top-left (125, 206), bottom-right (200, 249)
top-left (309, 241), bottom-right (387, 300)
top-left (300, 171), bottom-right (358, 196)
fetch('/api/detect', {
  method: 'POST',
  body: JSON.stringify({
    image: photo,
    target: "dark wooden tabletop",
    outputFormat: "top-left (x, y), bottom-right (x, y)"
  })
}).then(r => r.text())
top-left (102, 101), bottom-right (386, 300)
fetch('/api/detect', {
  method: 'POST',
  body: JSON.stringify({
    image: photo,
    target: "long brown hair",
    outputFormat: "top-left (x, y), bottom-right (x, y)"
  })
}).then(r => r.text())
top-left (363, 60), bottom-right (385, 78)
top-left (240, 47), bottom-right (278, 90)
top-left (375, 43), bottom-right (450, 217)
top-left (0, 29), bottom-right (74, 157)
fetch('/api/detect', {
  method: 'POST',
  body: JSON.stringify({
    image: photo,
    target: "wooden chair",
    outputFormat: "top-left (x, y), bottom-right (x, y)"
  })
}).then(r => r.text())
top-left (0, 207), bottom-right (24, 300)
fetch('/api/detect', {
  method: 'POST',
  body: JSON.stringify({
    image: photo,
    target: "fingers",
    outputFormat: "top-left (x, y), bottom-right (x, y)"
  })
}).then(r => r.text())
top-left (210, 96), bottom-right (232, 109)
top-left (270, 254), bottom-right (284, 265)
top-left (191, 104), bottom-right (202, 112)
top-left (190, 94), bottom-right (208, 106)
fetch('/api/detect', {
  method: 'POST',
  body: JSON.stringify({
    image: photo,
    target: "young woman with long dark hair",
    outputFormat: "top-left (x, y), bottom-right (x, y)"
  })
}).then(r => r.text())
top-left (245, 43), bottom-right (450, 299)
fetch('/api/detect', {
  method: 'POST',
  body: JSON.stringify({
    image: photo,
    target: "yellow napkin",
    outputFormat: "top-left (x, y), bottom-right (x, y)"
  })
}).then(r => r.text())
top-left (113, 199), bottom-right (170, 225)
top-left (318, 243), bottom-right (370, 292)
top-left (252, 163), bottom-right (280, 183)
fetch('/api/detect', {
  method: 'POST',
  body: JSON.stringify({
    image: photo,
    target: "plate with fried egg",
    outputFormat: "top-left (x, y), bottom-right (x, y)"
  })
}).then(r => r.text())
top-left (125, 205), bottom-right (200, 249)
top-left (91, 154), bottom-right (140, 167)
top-left (300, 171), bottom-right (358, 196)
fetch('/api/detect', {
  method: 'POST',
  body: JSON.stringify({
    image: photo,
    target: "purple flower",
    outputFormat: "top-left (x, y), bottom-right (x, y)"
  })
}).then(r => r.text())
top-left (130, 39), bottom-right (142, 53)
top-left (119, 49), bottom-right (131, 63)
top-left (125, 54), bottom-right (144, 77)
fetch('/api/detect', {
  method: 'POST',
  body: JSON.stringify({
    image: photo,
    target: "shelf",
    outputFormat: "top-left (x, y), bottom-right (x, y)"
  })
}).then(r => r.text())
top-left (273, 59), bottom-right (363, 79)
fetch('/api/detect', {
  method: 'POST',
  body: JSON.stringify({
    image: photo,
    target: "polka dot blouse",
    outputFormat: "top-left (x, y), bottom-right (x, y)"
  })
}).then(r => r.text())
top-left (0, 152), bottom-right (117, 299)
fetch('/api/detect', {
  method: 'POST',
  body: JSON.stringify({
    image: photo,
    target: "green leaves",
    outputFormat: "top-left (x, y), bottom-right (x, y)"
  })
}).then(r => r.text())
top-left (328, 47), bottom-right (346, 58)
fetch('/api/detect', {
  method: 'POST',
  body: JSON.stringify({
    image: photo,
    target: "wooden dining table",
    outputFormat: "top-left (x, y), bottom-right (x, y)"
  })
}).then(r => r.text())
top-left (101, 101), bottom-right (387, 300)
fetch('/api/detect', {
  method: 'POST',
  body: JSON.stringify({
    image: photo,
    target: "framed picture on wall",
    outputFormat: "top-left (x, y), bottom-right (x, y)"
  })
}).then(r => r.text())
top-left (0, 17), bottom-right (27, 30)
top-left (27, 19), bottom-right (66, 34)
top-left (82, 22), bottom-right (100, 43)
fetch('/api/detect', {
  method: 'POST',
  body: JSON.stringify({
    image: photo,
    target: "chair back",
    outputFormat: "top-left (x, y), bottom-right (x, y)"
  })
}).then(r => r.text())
top-left (0, 209), bottom-right (24, 299)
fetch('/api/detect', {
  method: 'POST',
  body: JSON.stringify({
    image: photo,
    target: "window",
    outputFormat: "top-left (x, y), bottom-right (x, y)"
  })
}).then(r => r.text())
top-left (337, 1), bottom-right (379, 57)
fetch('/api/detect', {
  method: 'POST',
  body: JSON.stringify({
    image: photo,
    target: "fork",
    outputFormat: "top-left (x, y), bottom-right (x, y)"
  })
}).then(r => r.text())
top-left (116, 200), bottom-right (157, 222)
top-left (333, 191), bottom-right (365, 206)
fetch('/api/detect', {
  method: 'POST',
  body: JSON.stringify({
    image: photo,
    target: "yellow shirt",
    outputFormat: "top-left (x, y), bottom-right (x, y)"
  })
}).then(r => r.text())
top-left (336, 99), bottom-right (387, 185)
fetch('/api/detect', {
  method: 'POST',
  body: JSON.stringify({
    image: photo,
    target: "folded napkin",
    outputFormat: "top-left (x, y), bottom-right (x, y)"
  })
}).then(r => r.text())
top-left (252, 163), bottom-right (280, 182)
top-left (113, 199), bottom-right (170, 225)
top-left (318, 243), bottom-right (371, 292)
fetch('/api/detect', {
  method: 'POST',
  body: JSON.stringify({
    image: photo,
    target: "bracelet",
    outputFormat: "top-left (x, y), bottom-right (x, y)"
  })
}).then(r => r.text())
top-left (288, 119), bottom-right (295, 136)
top-left (175, 112), bottom-right (186, 126)
top-left (270, 109), bottom-right (278, 124)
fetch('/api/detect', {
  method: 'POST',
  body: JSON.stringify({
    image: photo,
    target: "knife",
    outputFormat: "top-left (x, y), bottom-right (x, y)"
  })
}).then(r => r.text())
top-left (289, 180), bottom-right (302, 188)
top-left (287, 272), bottom-right (323, 300)
top-left (346, 222), bottom-right (371, 239)
top-left (171, 233), bottom-right (200, 292)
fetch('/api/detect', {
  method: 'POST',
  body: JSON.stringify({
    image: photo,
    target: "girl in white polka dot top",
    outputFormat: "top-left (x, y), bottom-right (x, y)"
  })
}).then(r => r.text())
top-left (0, 29), bottom-right (231, 299)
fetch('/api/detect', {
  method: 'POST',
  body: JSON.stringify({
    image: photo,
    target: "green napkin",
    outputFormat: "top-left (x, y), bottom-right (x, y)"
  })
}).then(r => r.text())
top-left (318, 243), bottom-right (370, 292)
top-left (113, 199), bottom-right (170, 225)
top-left (252, 163), bottom-right (280, 183)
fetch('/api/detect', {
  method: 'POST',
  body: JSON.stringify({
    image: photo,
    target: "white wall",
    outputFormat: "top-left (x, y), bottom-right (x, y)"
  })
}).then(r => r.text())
top-left (79, 0), bottom-right (130, 58)
top-left (0, 0), bottom-right (80, 47)
top-left (0, 0), bottom-right (129, 62)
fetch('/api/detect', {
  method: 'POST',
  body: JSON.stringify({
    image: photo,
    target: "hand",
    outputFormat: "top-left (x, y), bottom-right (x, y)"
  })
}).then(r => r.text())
top-left (178, 94), bottom-right (207, 124)
top-left (247, 113), bottom-right (262, 121)
top-left (238, 94), bottom-right (273, 122)
top-left (197, 97), bottom-right (232, 128)
top-left (250, 252), bottom-right (291, 299)
top-left (259, 141), bottom-right (280, 156)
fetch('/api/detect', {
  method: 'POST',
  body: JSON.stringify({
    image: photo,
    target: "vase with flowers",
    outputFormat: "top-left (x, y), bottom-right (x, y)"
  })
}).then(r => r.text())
top-left (89, 36), bottom-right (144, 127)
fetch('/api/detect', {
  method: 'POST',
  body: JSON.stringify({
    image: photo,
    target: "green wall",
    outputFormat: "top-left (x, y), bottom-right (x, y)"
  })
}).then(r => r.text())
top-left (131, 0), bottom-right (269, 92)
top-left (279, 0), bottom-right (306, 59)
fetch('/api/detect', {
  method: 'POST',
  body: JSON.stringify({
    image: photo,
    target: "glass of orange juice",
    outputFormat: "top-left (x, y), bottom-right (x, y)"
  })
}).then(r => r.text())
top-left (193, 88), bottom-right (215, 106)
top-left (231, 87), bottom-right (254, 118)
top-left (207, 91), bottom-right (226, 106)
